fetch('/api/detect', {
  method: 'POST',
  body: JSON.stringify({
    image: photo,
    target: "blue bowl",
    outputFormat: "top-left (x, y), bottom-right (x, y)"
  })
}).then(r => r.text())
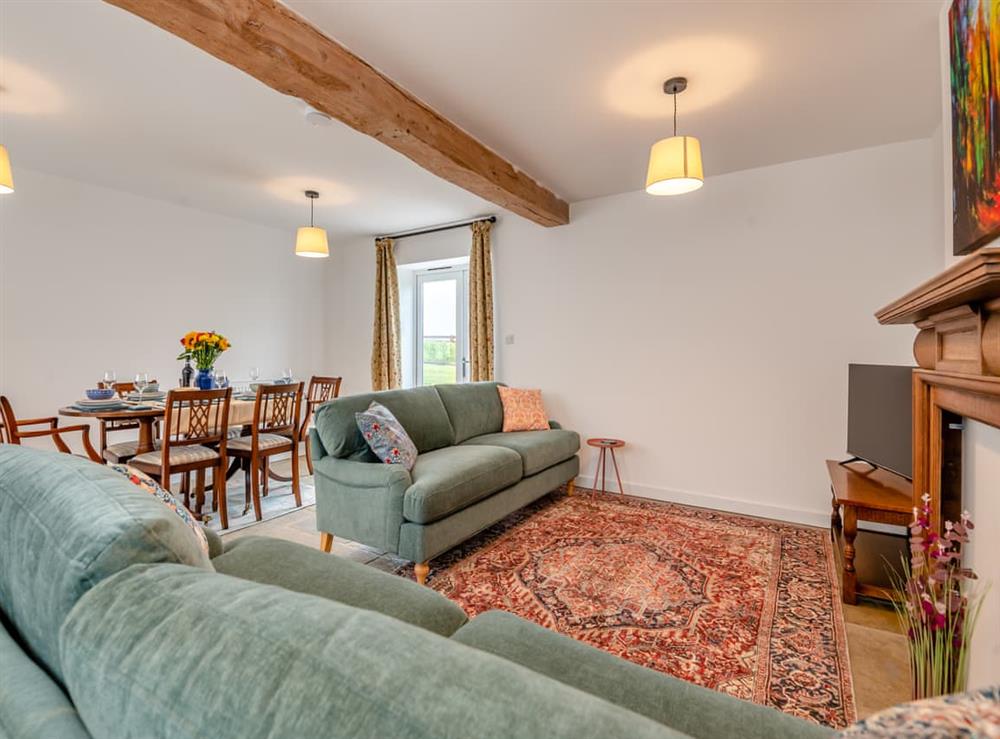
top-left (86, 388), bottom-right (116, 400)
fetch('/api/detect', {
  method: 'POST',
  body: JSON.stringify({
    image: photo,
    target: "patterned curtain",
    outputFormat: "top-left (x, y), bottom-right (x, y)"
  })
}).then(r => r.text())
top-left (469, 220), bottom-right (495, 381)
top-left (371, 237), bottom-right (402, 391)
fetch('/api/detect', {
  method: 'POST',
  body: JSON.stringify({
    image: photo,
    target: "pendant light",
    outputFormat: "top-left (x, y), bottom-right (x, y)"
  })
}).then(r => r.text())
top-left (295, 189), bottom-right (329, 258)
top-left (645, 77), bottom-right (703, 196)
top-left (0, 145), bottom-right (13, 194)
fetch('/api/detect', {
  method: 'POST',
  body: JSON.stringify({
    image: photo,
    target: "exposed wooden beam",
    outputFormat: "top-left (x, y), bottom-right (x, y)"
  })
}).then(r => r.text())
top-left (104, 0), bottom-right (569, 227)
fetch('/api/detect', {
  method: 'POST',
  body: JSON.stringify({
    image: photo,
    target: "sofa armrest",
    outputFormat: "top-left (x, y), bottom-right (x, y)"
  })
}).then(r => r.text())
top-left (313, 457), bottom-right (412, 554)
top-left (309, 427), bottom-right (326, 462)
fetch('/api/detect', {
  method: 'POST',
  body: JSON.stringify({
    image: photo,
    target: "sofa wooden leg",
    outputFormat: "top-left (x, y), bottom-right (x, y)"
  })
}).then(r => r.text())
top-left (319, 532), bottom-right (333, 553)
top-left (414, 561), bottom-right (430, 586)
top-left (565, 479), bottom-right (575, 496)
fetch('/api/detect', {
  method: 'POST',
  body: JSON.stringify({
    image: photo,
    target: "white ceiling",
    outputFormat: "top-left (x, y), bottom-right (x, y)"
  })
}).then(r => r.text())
top-left (1, 0), bottom-right (943, 235)
top-left (289, 0), bottom-right (944, 202)
top-left (0, 0), bottom-right (493, 239)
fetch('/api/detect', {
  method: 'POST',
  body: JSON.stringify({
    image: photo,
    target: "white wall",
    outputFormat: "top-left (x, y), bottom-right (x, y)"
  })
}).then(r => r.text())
top-left (325, 137), bottom-right (941, 526)
top-left (0, 167), bottom-right (327, 449)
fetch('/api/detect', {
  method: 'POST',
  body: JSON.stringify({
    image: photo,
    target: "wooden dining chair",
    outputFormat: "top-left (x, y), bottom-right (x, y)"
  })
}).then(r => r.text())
top-left (227, 383), bottom-right (303, 522)
top-left (0, 395), bottom-right (101, 462)
top-left (301, 375), bottom-right (342, 475)
top-left (96, 380), bottom-right (159, 464)
top-left (129, 388), bottom-right (233, 528)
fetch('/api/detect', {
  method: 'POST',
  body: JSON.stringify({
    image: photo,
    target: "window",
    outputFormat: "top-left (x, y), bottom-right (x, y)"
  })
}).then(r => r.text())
top-left (414, 264), bottom-right (469, 386)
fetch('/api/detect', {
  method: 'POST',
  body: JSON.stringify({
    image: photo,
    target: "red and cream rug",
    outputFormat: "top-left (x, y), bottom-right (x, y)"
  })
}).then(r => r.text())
top-left (404, 490), bottom-right (856, 728)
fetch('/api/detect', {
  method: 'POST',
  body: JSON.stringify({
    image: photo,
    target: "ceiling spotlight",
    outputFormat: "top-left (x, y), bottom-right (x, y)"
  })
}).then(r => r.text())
top-left (304, 105), bottom-right (333, 127)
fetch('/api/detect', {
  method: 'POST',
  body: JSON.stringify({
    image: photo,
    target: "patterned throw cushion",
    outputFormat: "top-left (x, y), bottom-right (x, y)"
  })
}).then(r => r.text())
top-left (498, 387), bottom-right (550, 432)
top-left (836, 686), bottom-right (1000, 737)
top-left (355, 402), bottom-right (418, 470)
top-left (110, 464), bottom-right (209, 556)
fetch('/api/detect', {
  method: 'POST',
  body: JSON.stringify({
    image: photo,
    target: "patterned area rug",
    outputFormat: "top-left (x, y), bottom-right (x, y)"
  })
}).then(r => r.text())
top-left (404, 490), bottom-right (856, 728)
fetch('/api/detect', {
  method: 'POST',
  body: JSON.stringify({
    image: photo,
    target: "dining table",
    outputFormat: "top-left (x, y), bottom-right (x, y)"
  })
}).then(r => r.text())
top-left (59, 396), bottom-right (259, 456)
top-left (58, 393), bottom-right (300, 485)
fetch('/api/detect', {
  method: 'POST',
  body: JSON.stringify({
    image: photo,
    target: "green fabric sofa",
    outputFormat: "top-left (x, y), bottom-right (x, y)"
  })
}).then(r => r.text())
top-left (0, 444), bottom-right (840, 738)
top-left (310, 382), bottom-right (581, 582)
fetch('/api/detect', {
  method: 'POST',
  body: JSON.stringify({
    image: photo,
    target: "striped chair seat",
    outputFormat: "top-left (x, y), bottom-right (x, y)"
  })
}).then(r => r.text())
top-left (132, 445), bottom-right (219, 467)
top-left (227, 433), bottom-right (291, 453)
top-left (103, 439), bottom-right (161, 464)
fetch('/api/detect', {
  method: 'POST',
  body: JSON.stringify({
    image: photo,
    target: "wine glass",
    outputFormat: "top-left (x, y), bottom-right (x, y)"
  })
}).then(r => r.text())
top-left (134, 372), bottom-right (150, 401)
top-left (249, 367), bottom-right (260, 383)
top-left (216, 371), bottom-right (229, 389)
top-left (282, 367), bottom-right (293, 383)
top-left (103, 370), bottom-right (117, 395)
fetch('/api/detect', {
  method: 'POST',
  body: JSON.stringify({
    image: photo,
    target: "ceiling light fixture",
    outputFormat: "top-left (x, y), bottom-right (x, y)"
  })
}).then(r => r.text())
top-left (645, 77), bottom-right (704, 196)
top-left (295, 190), bottom-right (329, 258)
top-left (0, 146), bottom-right (14, 194)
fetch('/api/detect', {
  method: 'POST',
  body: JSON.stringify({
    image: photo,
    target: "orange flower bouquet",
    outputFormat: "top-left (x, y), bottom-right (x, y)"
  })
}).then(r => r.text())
top-left (176, 331), bottom-right (231, 372)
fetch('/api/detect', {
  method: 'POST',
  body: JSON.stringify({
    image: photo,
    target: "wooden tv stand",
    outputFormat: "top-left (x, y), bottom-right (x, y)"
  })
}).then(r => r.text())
top-left (827, 460), bottom-right (911, 605)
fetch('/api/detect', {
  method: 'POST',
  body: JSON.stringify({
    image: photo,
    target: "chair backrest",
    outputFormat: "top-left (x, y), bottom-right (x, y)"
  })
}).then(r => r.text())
top-left (252, 383), bottom-right (303, 440)
top-left (307, 376), bottom-right (342, 407)
top-left (161, 388), bottom-right (232, 450)
top-left (0, 396), bottom-right (18, 445)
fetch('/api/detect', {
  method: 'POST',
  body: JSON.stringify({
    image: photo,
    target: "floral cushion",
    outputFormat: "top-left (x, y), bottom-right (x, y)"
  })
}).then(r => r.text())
top-left (355, 402), bottom-right (418, 470)
top-left (498, 387), bottom-right (549, 432)
top-left (836, 686), bottom-right (1000, 737)
top-left (109, 464), bottom-right (209, 556)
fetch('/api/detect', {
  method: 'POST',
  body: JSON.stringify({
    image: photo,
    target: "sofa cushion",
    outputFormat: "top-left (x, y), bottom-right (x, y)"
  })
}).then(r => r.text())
top-left (451, 610), bottom-right (832, 739)
top-left (355, 402), bottom-right (418, 470)
top-left (404, 445), bottom-right (523, 524)
top-left (110, 464), bottom-right (209, 556)
top-left (435, 382), bottom-right (504, 444)
top-left (498, 386), bottom-right (550, 432)
top-left (59, 564), bottom-right (686, 739)
top-left (314, 386), bottom-right (455, 460)
top-left (0, 446), bottom-right (213, 681)
top-left (212, 536), bottom-right (467, 636)
top-left (463, 429), bottom-right (581, 477)
top-left (0, 619), bottom-right (91, 739)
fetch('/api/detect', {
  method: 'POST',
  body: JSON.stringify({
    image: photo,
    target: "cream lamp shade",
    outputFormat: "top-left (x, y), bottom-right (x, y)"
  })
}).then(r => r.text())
top-left (0, 145), bottom-right (13, 194)
top-left (645, 135), bottom-right (703, 196)
top-left (295, 189), bottom-right (329, 257)
top-left (295, 226), bottom-right (329, 258)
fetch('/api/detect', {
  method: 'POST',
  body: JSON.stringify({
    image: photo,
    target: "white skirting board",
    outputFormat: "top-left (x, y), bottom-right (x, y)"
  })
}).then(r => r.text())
top-left (572, 475), bottom-right (833, 529)
top-left (572, 475), bottom-right (909, 535)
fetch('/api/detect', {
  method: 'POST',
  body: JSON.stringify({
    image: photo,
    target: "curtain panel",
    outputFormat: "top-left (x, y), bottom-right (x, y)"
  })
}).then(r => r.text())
top-left (371, 237), bottom-right (402, 391)
top-left (469, 220), bottom-right (495, 381)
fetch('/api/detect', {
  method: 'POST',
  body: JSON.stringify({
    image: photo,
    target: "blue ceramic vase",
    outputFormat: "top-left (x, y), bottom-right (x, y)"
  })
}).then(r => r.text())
top-left (195, 368), bottom-right (215, 390)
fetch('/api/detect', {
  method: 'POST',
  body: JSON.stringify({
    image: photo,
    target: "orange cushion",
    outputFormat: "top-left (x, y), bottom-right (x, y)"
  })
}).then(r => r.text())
top-left (498, 387), bottom-right (549, 432)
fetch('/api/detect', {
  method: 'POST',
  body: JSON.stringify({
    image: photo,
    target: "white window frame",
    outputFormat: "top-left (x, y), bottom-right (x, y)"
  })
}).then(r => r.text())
top-left (414, 265), bottom-right (469, 386)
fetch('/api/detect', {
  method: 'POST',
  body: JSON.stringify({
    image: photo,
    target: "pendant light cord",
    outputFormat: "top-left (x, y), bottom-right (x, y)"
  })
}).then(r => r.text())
top-left (310, 196), bottom-right (315, 227)
top-left (673, 93), bottom-right (678, 137)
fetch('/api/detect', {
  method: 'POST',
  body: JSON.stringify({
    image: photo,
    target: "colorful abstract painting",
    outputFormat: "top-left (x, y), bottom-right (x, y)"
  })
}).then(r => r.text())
top-left (950, 0), bottom-right (1000, 255)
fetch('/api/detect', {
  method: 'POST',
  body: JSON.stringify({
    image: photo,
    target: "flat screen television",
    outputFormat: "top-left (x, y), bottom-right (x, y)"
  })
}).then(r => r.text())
top-left (846, 364), bottom-right (913, 479)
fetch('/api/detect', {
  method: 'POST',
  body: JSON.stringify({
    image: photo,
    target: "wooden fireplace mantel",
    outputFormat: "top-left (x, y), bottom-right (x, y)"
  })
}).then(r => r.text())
top-left (877, 246), bottom-right (1000, 531)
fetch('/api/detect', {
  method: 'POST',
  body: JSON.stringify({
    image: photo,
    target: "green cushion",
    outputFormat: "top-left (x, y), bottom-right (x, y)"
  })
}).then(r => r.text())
top-left (313, 386), bottom-right (455, 460)
top-left (399, 456), bottom-right (579, 563)
top-left (404, 445), bottom-right (523, 524)
top-left (0, 619), bottom-right (90, 739)
top-left (435, 382), bottom-right (504, 444)
top-left (0, 446), bottom-right (212, 681)
top-left (463, 429), bottom-right (580, 476)
top-left (212, 536), bottom-right (467, 636)
top-left (451, 610), bottom-right (832, 739)
top-left (60, 564), bottom-right (687, 739)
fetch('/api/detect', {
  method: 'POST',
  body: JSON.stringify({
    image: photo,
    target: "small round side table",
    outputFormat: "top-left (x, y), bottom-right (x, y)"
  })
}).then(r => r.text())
top-left (586, 438), bottom-right (625, 494)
